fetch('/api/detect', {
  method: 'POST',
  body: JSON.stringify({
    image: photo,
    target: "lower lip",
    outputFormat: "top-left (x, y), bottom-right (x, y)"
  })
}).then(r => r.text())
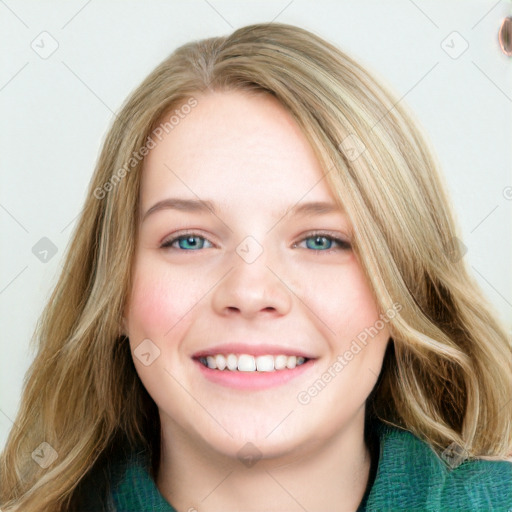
top-left (193, 358), bottom-right (316, 390)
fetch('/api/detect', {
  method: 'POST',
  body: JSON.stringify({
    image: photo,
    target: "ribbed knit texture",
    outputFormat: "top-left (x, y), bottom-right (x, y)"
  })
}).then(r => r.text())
top-left (96, 422), bottom-right (512, 511)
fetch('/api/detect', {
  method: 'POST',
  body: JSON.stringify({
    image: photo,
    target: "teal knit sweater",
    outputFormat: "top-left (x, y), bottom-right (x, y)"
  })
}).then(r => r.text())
top-left (80, 422), bottom-right (512, 511)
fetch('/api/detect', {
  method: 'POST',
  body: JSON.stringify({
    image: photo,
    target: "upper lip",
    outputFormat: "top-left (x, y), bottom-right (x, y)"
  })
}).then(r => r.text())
top-left (192, 343), bottom-right (316, 359)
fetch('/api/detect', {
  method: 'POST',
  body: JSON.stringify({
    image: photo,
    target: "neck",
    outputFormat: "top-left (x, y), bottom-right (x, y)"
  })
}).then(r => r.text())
top-left (156, 413), bottom-right (373, 512)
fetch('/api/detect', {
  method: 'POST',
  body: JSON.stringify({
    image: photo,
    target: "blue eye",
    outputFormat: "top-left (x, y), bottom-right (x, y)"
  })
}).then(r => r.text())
top-left (160, 232), bottom-right (351, 252)
top-left (299, 234), bottom-right (351, 252)
top-left (161, 234), bottom-right (212, 250)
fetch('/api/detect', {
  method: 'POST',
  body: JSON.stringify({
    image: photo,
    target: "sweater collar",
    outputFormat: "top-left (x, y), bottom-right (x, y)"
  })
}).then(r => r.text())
top-left (109, 420), bottom-right (512, 510)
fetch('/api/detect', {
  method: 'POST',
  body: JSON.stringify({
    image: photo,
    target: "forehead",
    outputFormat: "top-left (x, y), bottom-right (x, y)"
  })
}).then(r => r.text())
top-left (139, 90), bottom-right (339, 214)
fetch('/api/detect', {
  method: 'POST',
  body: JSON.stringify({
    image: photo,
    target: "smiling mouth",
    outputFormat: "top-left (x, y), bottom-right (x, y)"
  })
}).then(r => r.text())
top-left (197, 354), bottom-right (309, 372)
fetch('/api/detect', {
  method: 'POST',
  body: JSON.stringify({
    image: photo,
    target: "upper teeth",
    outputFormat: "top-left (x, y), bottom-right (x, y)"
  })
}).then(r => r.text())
top-left (200, 354), bottom-right (307, 372)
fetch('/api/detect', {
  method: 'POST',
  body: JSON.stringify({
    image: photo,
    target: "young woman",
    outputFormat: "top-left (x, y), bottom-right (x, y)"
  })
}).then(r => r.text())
top-left (1, 22), bottom-right (511, 512)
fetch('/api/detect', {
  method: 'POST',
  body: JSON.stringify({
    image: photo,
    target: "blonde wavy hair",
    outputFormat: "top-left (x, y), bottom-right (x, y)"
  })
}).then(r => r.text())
top-left (1, 22), bottom-right (511, 512)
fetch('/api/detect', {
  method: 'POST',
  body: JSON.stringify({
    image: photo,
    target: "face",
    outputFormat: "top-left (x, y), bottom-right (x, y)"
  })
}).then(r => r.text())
top-left (124, 90), bottom-right (390, 461)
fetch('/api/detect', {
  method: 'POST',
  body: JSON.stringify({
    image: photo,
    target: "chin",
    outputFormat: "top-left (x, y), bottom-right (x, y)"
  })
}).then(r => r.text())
top-left (194, 413), bottom-right (316, 463)
top-left (210, 433), bottom-right (306, 464)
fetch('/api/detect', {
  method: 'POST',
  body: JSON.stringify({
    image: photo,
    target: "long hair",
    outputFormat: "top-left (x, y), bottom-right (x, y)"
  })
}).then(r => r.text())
top-left (1, 22), bottom-right (511, 511)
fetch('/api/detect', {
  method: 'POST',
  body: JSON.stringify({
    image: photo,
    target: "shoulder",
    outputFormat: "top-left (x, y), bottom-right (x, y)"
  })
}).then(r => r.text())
top-left (71, 446), bottom-right (175, 512)
top-left (364, 421), bottom-right (512, 511)
top-left (107, 450), bottom-right (176, 512)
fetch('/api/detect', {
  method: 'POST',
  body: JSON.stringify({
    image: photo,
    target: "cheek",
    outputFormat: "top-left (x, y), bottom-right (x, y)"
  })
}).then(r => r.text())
top-left (125, 260), bottom-right (204, 339)
top-left (302, 258), bottom-right (384, 341)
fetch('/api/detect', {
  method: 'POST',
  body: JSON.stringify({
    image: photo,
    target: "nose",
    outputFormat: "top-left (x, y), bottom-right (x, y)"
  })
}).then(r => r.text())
top-left (211, 246), bottom-right (293, 319)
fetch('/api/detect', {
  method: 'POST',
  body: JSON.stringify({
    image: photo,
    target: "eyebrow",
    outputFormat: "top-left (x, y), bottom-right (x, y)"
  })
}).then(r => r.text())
top-left (141, 198), bottom-right (344, 222)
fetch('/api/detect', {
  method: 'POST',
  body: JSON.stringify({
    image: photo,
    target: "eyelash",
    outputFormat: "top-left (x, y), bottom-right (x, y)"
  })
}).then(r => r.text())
top-left (159, 231), bottom-right (351, 253)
